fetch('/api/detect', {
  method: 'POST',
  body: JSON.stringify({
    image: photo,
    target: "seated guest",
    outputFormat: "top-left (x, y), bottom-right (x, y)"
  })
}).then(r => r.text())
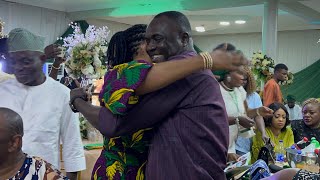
top-left (251, 102), bottom-right (294, 163)
top-left (0, 107), bottom-right (67, 180)
top-left (285, 94), bottom-right (302, 121)
top-left (291, 98), bottom-right (320, 143)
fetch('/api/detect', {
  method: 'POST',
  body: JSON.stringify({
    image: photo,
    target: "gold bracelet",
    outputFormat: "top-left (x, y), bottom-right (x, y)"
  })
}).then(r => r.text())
top-left (199, 52), bottom-right (207, 70)
top-left (52, 64), bottom-right (60, 70)
top-left (199, 52), bottom-right (213, 70)
top-left (203, 52), bottom-right (213, 69)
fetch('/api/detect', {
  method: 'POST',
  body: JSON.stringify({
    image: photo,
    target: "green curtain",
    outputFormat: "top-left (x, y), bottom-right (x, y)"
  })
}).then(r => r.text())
top-left (194, 45), bottom-right (202, 53)
top-left (281, 59), bottom-right (320, 102)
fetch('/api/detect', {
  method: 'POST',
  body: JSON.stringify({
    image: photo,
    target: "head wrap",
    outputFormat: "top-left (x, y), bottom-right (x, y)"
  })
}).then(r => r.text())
top-left (8, 28), bottom-right (45, 53)
top-left (213, 70), bottom-right (229, 81)
top-left (287, 94), bottom-right (296, 102)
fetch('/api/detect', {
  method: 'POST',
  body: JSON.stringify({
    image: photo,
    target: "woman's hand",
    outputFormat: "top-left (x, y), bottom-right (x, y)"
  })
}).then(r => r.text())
top-left (238, 116), bottom-right (255, 129)
top-left (257, 106), bottom-right (274, 117)
top-left (227, 153), bottom-right (241, 162)
top-left (262, 133), bottom-right (270, 145)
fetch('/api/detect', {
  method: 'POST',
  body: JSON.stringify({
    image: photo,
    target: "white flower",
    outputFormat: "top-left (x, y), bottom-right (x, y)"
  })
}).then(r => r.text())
top-left (100, 46), bottom-right (108, 53)
top-left (81, 65), bottom-right (95, 75)
top-left (257, 53), bottom-right (264, 59)
top-left (262, 59), bottom-right (269, 67)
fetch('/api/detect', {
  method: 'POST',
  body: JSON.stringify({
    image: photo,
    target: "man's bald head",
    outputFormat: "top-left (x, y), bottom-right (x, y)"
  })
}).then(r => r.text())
top-left (146, 11), bottom-right (194, 60)
top-left (0, 107), bottom-right (23, 137)
top-left (154, 11), bottom-right (192, 34)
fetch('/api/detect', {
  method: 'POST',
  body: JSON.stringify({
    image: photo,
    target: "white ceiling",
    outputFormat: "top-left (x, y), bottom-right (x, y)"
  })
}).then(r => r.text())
top-left (5, 0), bottom-right (320, 35)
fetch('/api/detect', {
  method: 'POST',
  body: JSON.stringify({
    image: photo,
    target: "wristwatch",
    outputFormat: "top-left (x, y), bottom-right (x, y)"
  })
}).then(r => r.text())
top-left (69, 95), bottom-right (86, 113)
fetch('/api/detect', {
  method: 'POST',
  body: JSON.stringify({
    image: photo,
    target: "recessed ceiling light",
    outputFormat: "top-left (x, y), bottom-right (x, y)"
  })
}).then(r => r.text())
top-left (195, 26), bottom-right (205, 32)
top-left (235, 20), bottom-right (246, 24)
top-left (219, 21), bottom-right (230, 26)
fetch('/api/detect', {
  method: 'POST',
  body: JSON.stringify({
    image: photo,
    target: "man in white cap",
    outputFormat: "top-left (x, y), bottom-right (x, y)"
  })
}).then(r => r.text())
top-left (0, 28), bottom-right (85, 179)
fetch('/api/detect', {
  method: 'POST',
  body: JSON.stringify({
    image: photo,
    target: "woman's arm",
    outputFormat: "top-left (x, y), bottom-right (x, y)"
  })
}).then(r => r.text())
top-left (135, 50), bottom-right (245, 95)
top-left (244, 100), bottom-right (270, 143)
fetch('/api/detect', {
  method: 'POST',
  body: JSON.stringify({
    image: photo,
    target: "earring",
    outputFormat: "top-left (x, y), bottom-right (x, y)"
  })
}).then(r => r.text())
top-left (226, 76), bottom-right (231, 82)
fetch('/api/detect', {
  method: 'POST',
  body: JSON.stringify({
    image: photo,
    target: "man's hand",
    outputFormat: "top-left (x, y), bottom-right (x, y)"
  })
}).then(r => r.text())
top-left (70, 88), bottom-right (88, 102)
top-left (44, 44), bottom-right (66, 65)
top-left (210, 43), bottom-right (248, 71)
top-left (238, 116), bottom-right (255, 129)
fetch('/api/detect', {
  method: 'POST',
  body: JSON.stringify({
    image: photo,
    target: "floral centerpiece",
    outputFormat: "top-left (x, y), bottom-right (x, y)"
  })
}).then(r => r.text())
top-left (251, 51), bottom-right (275, 84)
top-left (62, 22), bottom-right (109, 79)
top-left (280, 71), bottom-right (294, 85)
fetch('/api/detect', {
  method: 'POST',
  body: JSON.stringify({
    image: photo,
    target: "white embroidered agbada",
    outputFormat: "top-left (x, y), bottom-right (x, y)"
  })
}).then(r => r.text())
top-left (0, 77), bottom-right (86, 172)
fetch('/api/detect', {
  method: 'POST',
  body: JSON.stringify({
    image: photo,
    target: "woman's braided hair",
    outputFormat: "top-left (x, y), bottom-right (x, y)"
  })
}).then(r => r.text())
top-left (106, 24), bottom-right (147, 68)
top-left (243, 66), bottom-right (257, 96)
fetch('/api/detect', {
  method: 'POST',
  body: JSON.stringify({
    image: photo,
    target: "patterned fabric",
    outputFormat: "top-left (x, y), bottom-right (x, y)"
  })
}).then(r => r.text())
top-left (99, 60), bottom-right (153, 115)
top-left (93, 60), bottom-right (153, 180)
top-left (291, 120), bottom-right (320, 143)
top-left (293, 169), bottom-right (320, 180)
top-left (7, 154), bottom-right (68, 180)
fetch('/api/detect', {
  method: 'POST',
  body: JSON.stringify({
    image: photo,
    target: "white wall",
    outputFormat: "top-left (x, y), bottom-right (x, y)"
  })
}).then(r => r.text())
top-left (0, 0), bottom-right (70, 46)
top-left (193, 30), bottom-right (320, 73)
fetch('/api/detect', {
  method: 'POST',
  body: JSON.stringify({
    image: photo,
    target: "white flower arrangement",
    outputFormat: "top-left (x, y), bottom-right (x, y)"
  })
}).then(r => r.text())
top-left (61, 22), bottom-right (110, 79)
top-left (251, 51), bottom-right (275, 82)
top-left (280, 71), bottom-right (294, 86)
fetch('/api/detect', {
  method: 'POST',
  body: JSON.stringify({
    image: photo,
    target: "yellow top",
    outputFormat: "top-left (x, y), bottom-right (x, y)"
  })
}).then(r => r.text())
top-left (251, 127), bottom-right (294, 163)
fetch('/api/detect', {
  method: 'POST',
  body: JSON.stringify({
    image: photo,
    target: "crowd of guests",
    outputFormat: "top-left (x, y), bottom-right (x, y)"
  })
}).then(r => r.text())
top-left (0, 10), bottom-right (320, 180)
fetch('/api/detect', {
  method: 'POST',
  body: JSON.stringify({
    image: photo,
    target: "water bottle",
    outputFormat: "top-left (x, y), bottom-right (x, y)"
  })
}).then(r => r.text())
top-left (295, 150), bottom-right (302, 162)
top-left (275, 140), bottom-right (285, 164)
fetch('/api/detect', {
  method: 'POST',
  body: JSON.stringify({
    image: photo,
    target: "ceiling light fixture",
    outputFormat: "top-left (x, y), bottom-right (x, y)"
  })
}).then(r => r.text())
top-left (235, 20), bottom-right (246, 24)
top-left (195, 26), bottom-right (205, 32)
top-left (219, 21), bottom-right (230, 26)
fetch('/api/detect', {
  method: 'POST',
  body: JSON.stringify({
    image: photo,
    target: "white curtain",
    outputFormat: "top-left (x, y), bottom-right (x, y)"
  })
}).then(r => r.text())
top-left (194, 30), bottom-right (320, 73)
top-left (0, 0), bottom-right (70, 46)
